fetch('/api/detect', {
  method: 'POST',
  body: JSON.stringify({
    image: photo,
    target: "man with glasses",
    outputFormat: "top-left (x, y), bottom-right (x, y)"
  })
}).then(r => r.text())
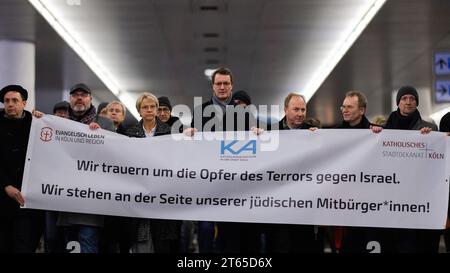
top-left (187, 68), bottom-right (263, 252)
top-left (187, 68), bottom-right (236, 252)
top-left (57, 83), bottom-right (114, 253)
top-left (157, 96), bottom-right (180, 130)
top-left (334, 91), bottom-right (383, 253)
top-left (337, 91), bottom-right (376, 129)
top-left (189, 67), bottom-right (235, 133)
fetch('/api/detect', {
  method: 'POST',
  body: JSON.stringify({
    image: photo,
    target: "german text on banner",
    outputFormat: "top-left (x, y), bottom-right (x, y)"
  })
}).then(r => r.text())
top-left (22, 116), bottom-right (449, 229)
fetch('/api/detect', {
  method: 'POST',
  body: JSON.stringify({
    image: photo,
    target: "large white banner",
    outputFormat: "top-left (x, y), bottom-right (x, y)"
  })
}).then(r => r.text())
top-left (22, 115), bottom-right (449, 229)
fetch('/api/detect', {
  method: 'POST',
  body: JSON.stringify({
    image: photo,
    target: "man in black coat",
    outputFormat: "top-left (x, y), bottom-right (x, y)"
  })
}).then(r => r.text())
top-left (187, 68), bottom-right (259, 253)
top-left (57, 83), bottom-right (114, 253)
top-left (0, 85), bottom-right (44, 252)
top-left (265, 93), bottom-right (322, 253)
top-left (439, 111), bottom-right (450, 251)
top-left (383, 86), bottom-right (439, 253)
top-left (190, 67), bottom-right (236, 133)
top-left (188, 68), bottom-right (235, 253)
top-left (335, 91), bottom-right (385, 253)
top-left (337, 91), bottom-right (374, 129)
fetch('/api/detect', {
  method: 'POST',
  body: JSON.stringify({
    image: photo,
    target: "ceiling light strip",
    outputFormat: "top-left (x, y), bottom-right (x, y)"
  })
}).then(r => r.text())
top-left (27, 0), bottom-right (141, 118)
top-left (302, 0), bottom-right (387, 102)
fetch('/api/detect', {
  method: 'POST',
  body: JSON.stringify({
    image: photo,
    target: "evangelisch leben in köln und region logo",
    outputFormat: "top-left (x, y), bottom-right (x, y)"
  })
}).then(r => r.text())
top-left (40, 127), bottom-right (53, 142)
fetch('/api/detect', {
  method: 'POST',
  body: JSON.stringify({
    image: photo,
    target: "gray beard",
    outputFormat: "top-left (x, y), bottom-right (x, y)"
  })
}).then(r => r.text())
top-left (72, 104), bottom-right (87, 115)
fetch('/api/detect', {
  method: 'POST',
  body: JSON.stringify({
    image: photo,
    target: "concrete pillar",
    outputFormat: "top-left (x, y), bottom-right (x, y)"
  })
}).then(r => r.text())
top-left (0, 40), bottom-right (35, 110)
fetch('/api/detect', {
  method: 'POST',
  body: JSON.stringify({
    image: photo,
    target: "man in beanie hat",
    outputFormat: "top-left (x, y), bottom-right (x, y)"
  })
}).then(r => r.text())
top-left (53, 101), bottom-right (70, 119)
top-left (232, 90), bottom-right (251, 107)
top-left (383, 85), bottom-right (440, 253)
top-left (385, 86), bottom-right (435, 130)
top-left (157, 96), bottom-right (180, 130)
top-left (0, 84), bottom-right (44, 252)
top-left (395, 86), bottom-right (419, 107)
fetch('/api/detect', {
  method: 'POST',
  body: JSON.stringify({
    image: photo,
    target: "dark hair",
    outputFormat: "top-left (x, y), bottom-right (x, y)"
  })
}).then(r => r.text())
top-left (212, 67), bottom-right (233, 85)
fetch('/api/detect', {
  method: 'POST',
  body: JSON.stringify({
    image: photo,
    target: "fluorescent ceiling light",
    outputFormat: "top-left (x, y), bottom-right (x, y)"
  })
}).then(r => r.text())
top-left (302, 0), bottom-right (387, 102)
top-left (204, 68), bottom-right (217, 79)
top-left (27, 0), bottom-right (141, 119)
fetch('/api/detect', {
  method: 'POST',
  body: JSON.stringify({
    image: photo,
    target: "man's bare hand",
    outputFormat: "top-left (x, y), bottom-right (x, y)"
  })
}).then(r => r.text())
top-left (5, 185), bottom-right (24, 206)
top-left (370, 125), bottom-right (383, 134)
top-left (251, 127), bottom-right (264, 135)
top-left (32, 109), bottom-right (44, 118)
top-left (420, 127), bottom-right (432, 134)
top-left (89, 122), bottom-right (101, 130)
top-left (183, 127), bottom-right (198, 137)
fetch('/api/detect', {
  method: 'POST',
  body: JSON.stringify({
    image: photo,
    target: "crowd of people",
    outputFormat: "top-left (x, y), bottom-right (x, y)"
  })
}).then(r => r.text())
top-left (0, 67), bottom-right (449, 253)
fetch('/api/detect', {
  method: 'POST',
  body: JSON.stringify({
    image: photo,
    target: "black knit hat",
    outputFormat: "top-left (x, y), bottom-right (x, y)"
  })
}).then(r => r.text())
top-left (396, 86), bottom-right (419, 106)
top-left (0, 85), bottom-right (28, 103)
top-left (232, 90), bottom-right (252, 106)
top-left (158, 96), bottom-right (172, 111)
top-left (97, 102), bottom-right (108, 115)
top-left (53, 101), bottom-right (70, 113)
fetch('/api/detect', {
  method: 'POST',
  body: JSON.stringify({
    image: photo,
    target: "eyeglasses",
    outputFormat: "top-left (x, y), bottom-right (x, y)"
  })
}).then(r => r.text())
top-left (214, 81), bottom-right (231, 87)
top-left (340, 105), bottom-right (352, 111)
top-left (158, 107), bottom-right (170, 113)
top-left (340, 105), bottom-right (362, 111)
top-left (70, 92), bottom-right (90, 98)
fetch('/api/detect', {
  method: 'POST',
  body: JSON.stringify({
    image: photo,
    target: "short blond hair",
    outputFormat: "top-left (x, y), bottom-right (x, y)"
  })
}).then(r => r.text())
top-left (106, 101), bottom-right (127, 116)
top-left (135, 92), bottom-right (159, 111)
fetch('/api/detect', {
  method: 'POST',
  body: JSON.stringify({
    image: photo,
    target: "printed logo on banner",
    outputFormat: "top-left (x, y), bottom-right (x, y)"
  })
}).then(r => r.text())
top-left (40, 127), bottom-right (53, 142)
top-left (381, 140), bottom-right (444, 160)
top-left (40, 128), bottom-right (106, 145)
top-left (220, 140), bottom-right (257, 161)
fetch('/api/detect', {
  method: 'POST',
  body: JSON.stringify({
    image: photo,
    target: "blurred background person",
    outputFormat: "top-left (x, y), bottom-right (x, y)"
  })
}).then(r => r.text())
top-left (97, 102), bottom-right (109, 118)
top-left (157, 96), bottom-right (181, 130)
top-left (52, 101), bottom-right (70, 119)
top-left (372, 115), bottom-right (386, 126)
top-left (105, 101), bottom-right (127, 134)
